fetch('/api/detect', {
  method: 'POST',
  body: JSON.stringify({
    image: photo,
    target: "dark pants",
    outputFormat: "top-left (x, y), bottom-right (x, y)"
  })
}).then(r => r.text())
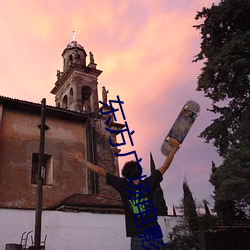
top-left (131, 237), bottom-right (167, 250)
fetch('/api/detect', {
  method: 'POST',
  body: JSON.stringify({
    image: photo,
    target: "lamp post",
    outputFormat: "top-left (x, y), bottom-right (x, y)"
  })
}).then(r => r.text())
top-left (34, 98), bottom-right (46, 249)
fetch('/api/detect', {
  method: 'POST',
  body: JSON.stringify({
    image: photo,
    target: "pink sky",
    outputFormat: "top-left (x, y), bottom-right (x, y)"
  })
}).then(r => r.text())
top-left (0, 0), bottom-right (222, 214)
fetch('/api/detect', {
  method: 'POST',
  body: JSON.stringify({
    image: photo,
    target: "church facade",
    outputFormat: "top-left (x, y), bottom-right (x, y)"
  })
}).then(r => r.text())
top-left (0, 39), bottom-right (123, 209)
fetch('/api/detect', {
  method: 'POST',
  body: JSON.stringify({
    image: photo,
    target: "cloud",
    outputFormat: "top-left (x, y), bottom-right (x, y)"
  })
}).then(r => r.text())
top-left (0, 0), bottom-right (222, 212)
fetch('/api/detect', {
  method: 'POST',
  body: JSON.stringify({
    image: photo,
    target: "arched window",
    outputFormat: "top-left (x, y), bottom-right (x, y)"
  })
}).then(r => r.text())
top-left (62, 95), bottom-right (68, 109)
top-left (82, 86), bottom-right (92, 111)
top-left (69, 87), bottom-right (74, 110)
top-left (69, 88), bottom-right (73, 104)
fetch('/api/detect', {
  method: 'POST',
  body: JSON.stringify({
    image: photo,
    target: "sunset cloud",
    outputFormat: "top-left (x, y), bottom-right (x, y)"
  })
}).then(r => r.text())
top-left (0, 0), bottom-right (221, 213)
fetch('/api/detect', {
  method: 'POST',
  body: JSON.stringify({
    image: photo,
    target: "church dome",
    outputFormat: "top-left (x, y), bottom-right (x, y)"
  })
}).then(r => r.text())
top-left (66, 40), bottom-right (84, 49)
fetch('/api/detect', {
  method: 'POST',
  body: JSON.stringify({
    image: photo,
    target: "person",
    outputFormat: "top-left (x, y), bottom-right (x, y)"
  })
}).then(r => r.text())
top-left (70, 138), bottom-right (180, 250)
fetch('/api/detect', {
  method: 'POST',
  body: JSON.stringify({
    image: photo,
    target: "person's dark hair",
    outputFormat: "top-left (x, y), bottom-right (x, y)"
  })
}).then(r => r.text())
top-left (121, 161), bottom-right (142, 179)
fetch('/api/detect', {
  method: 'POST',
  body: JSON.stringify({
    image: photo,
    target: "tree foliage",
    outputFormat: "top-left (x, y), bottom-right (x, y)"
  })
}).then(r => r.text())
top-left (210, 105), bottom-right (250, 217)
top-left (183, 179), bottom-right (199, 230)
top-left (168, 182), bottom-right (215, 249)
top-left (167, 218), bottom-right (200, 250)
top-left (194, 0), bottom-right (250, 218)
top-left (194, 0), bottom-right (250, 157)
top-left (167, 181), bottom-right (200, 249)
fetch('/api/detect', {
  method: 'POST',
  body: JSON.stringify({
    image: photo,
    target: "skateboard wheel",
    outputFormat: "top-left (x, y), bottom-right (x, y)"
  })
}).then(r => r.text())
top-left (191, 111), bottom-right (199, 119)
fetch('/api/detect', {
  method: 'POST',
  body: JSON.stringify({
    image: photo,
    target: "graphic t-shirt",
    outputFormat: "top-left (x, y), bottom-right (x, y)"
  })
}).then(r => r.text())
top-left (106, 170), bottom-right (163, 237)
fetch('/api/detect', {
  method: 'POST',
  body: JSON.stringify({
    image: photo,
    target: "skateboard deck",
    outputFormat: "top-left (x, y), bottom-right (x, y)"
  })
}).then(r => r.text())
top-left (161, 100), bottom-right (200, 156)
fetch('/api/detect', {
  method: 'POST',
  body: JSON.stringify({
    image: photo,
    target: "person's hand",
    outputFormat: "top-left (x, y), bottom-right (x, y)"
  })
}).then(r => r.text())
top-left (70, 149), bottom-right (84, 163)
top-left (168, 137), bottom-right (181, 151)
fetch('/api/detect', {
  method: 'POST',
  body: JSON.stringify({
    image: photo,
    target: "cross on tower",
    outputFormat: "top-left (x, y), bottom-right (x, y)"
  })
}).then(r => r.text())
top-left (72, 31), bottom-right (76, 41)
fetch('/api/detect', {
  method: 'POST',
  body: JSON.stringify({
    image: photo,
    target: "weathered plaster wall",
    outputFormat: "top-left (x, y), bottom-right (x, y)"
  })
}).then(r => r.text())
top-left (0, 108), bottom-right (87, 208)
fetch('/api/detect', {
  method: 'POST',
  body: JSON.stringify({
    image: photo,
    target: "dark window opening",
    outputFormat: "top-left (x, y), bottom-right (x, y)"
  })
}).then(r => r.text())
top-left (62, 95), bottom-right (68, 109)
top-left (82, 86), bottom-right (92, 111)
top-left (32, 153), bottom-right (53, 185)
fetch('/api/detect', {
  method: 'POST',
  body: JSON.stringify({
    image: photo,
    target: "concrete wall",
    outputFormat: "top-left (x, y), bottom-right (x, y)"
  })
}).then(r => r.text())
top-left (0, 209), bottom-right (180, 250)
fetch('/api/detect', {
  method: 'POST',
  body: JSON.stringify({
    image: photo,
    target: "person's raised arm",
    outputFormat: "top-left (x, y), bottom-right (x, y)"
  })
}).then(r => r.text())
top-left (70, 149), bottom-right (107, 177)
top-left (158, 138), bottom-right (180, 176)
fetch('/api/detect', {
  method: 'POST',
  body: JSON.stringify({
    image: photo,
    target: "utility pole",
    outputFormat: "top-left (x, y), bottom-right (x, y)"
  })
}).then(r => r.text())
top-left (34, 98), bottom-right (46, 249)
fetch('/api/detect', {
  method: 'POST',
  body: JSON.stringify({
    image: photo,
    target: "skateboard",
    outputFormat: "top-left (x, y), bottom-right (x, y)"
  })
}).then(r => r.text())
top-left (161, 100), bottom-right (200, 156)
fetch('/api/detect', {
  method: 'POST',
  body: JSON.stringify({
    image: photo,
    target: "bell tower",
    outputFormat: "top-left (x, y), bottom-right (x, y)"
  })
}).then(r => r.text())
top-left (51, 34), bottom-right (102, 113)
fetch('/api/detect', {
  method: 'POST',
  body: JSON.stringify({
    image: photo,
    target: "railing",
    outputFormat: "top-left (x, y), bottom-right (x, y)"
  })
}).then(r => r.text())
top-left (212, 218), bottom-right (250, 228)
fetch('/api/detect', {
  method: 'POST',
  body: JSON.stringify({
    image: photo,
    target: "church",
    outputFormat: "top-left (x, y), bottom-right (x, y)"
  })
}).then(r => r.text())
top-left (0, 38), bottom-right (125, 210)
top-left (0, 38), bottom-right (175, 249)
